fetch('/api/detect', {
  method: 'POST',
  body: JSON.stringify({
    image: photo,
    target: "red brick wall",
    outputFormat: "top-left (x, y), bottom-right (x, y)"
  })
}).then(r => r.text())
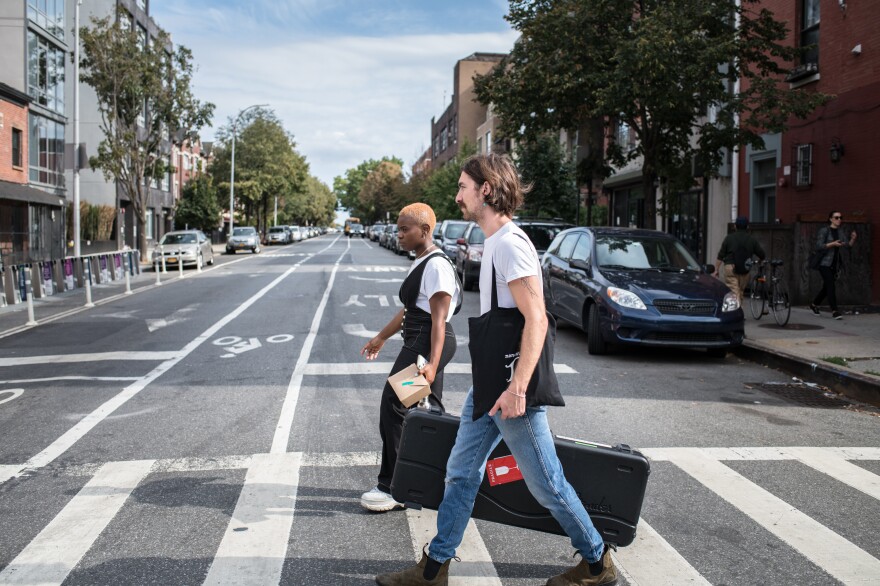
top-left (738, 0), bottom-right (880, 303)
top-left (0, 100), bottom-right (27, 184)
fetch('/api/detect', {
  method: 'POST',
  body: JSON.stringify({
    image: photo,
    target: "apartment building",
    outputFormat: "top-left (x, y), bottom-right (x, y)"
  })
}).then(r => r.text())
top-left (430, 53), bottom-right (506, 169)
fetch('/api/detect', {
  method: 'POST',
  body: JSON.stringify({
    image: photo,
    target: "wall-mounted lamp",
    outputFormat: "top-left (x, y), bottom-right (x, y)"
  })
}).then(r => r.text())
top-left (830, 138), bottom-right (845, 163)
top-left (839, 0), bottom-right (847, 12)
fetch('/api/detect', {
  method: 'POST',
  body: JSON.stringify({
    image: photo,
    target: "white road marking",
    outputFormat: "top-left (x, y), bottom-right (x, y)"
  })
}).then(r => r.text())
top-left (301, 362), bottom-right (578, 375)
top-left (0, 351), bottom-right (181, 367)
top-left (203, 452), bottom-right (302, 586)
top-left (338, 266), bottom-right (407, 272)
top-left (0, 459), bottom-right (154, 585)
top-left (0, 388), bottom-right (24, 405)
top-left (343, 294), bottom-right (366, 307)
top-left (0, 376), bottom-right (140, 385)
top-left (642, 447), bottom-right (880, 461)
top-left (220, 337), bottom-right (262, 358)
top-left (145, 303), bottom-right (199, 332)
top-left (663, 449), bottom-right (880, 585)
top-left (780, 446), bottom-right (880, 500)
top-left (405, 509), bottom-right (502, 585)
top-left (612, 519), bottom-right (710, 585)
top-left (364, 294), bottom-right (390, 307)
top-left (343, 324), bottom-right (383, 339)
top-left (271, 243), bottom-right (350, 454)
top-left (350, 276), bottom-right (404, 283)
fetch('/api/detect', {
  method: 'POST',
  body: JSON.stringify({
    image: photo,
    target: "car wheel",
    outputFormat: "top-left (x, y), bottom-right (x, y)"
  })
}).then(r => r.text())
top-left (586, 303), bottom-right (608, 355)
top-left (226, 248), bottom-right (235, 255)
top-left (706, 348), bottom-right (728, 359)
top-left (207, 253), bottom-right (214, 265)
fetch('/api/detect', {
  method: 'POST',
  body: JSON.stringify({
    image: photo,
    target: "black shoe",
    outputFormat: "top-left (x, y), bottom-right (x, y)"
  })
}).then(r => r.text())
top-left (832, 311), bottom-right (843, 320)
top-left (809, 304), bottom-right (820, 315)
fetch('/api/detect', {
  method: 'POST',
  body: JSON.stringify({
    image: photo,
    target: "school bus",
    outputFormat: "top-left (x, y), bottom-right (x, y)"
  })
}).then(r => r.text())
top-left (344, 217), bottom-right (361, 236)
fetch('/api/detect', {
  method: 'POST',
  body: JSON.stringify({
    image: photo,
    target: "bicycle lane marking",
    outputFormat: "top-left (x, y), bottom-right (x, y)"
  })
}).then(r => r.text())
top-left (0, 235), bottom-right (346, 486)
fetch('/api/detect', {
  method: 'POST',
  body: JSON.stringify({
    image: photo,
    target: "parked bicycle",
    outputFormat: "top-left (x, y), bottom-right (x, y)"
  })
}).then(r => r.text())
top-left (746, 259), bottom-right (791, 326)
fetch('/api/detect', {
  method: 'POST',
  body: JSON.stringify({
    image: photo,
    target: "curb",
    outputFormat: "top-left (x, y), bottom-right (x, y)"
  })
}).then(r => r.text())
top-left (733, 340), bottom-right (880, 408)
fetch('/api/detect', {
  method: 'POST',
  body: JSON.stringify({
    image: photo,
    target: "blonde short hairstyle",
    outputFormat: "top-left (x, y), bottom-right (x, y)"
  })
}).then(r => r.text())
top-left (398, 203), bottom-right (436, 235)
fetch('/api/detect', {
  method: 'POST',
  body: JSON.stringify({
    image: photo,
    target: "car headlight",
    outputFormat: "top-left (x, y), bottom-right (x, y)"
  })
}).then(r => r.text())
top-left (722, 291), bottom-right (740, 312)
top-left (468, 249), bottom-right (482, 262)
top-left (607, 286), bottom-right (647, 310)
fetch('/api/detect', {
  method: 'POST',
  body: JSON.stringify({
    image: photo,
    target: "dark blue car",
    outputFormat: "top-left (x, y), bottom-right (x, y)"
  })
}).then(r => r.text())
top-left (541, 227), bottom-right (744, 357)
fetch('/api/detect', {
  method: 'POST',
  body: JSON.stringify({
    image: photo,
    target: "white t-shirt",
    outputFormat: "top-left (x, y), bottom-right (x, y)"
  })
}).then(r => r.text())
top-left (479, 221), bottom-right (541, 314)
top-left (406, 253), bottom-right (460, 322)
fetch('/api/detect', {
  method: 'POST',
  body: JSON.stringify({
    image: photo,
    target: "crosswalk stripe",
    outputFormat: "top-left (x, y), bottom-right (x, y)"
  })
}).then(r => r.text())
top-left (302, 362), bottom-right (578, 375)
top-left (780, 447), bottom-right (880, 500)
top-left (0, 459), bottom-right (154, 586)
top-left (404, 509), bottom-right (502, 585)
top-left (612, 519), bottom-right (710, 585)
top-left (664, 449), bottom-right (880, 585)
top-left (203, 452), bottom-right (302, 586)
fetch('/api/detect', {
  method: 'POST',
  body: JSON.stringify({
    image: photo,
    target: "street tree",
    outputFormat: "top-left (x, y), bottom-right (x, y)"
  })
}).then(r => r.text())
top-left (211, 109), bottom-right (309, 234)
top-left (80, 13), bottom-right (214, 259)
top-left (174, 175), bottom-right (221, 232)
top-left (515, 133), bottom-right (577, 220)
top-left (359, 161), bottom-right (405, 222)
top-left (475, 0), bottom-right (830, 224)
top-left (420, 141), bottom-right (477, 222)
top-left (284, 176), bottom-right (336, 227)
top-left (333, 157), bottom-right (404, 219)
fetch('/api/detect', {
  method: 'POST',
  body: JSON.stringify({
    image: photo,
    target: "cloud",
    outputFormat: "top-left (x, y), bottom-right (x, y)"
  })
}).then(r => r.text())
top-left (151, 2), bottom-right (516, 187)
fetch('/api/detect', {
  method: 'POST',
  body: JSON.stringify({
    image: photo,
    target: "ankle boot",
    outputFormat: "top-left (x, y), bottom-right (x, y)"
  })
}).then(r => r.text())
top-left (375, 549), bottom-right (450, 586)
top-left (545, 547), bottom-right (618, 586)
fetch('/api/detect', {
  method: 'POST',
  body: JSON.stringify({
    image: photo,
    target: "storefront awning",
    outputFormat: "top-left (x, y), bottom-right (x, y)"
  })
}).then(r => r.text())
top-left (0, 180), bottom-right (66, 207)
top-left (601, 167), bottom-right (644, 189)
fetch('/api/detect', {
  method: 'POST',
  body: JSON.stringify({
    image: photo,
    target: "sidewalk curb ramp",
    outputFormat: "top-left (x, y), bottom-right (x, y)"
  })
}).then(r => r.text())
top-left (734, 340), bottom-right (880, 408)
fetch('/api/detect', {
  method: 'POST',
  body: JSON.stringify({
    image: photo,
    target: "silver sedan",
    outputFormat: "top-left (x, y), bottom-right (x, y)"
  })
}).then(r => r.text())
top-left (152, 230), bottom-right (215, 268)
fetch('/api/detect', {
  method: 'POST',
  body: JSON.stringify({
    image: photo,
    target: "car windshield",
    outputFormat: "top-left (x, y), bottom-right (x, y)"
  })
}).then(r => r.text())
top-left (444, 223), bottom-right (468, 239)
top-left (595, 236), bottom-right (700, 271)
top-left (161, 233), bottom-right (197, 245)
top-left (233, 228), bottom-right (256, 236)
top-left (520, 224), bottom-right (569, 251)
top-left (468, 226), bottom-right (485, 244)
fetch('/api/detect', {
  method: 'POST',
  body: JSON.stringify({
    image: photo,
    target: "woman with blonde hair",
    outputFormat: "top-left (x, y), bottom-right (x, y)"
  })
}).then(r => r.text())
top-left (359, 203), bottom-right (462, 512)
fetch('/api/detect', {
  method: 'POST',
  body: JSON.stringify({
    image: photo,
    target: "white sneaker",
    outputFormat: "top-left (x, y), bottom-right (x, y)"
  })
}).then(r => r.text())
top-left (360, 487), bottom-right (404, 512)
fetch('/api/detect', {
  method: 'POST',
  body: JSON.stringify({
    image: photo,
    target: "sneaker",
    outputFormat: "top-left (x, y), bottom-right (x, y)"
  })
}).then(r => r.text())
top-left (546, 547), bottom-right (618, 586)
top-left (361, 487), bottom-right (404, 512)
top-left (375, 548), bottom-right (450, 585)
top-left (833, 311), bottom-right (843, 320)
top-left (810, 304), bottom-right (820, 315)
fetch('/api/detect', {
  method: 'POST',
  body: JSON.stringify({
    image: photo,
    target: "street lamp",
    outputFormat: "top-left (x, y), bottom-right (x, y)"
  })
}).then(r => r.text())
top-left (228, 103), bottom-right (267, 240)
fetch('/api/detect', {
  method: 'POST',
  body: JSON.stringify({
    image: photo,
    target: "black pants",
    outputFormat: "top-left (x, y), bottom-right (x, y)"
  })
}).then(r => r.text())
top-left (377, 321), bottom-right (456, 493)
top-left (812, 266), bottom-right (838, 312)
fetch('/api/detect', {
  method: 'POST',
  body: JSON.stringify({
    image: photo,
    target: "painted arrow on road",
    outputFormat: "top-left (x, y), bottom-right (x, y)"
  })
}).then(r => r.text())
top-left (220, 337), bottom-right (262, 358)
top-left (343, 324), bottom-right (468, 345)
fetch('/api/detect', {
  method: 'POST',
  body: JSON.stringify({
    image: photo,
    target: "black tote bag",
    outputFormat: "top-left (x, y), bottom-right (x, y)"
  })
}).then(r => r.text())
top-left (468, 264), bottom-right (563, 421)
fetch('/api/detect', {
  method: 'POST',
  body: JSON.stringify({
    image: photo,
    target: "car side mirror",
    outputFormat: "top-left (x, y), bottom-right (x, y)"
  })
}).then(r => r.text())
top-left (704, 264), bottom-right (716, 275)
top-left (456, 238), bottom-right (466, 245)
top-left (569, 258), bottom-right (591, 274)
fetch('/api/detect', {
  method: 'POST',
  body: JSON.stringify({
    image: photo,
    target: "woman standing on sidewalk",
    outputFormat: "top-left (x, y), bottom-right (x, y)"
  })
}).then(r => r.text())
top-left (359, 203), bottom-right (462, 512)
top-left (810, 210), bottom-right (857, 320)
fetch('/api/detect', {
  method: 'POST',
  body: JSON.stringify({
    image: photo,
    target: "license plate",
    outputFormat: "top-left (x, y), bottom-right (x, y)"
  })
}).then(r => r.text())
top-left (168, 257), bottom-right (177, 263)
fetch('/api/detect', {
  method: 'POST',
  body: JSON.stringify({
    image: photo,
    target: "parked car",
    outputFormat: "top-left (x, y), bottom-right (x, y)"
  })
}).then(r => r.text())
top-left (289, 226), bottom-right (303, 242)
top-left (226, 226), bottom-right (261, 254)
top-left (514, 218), bottom-right (574, 256)
top-left (436, 219), bottom-right (470, 258)
top-left (370, 223), bottom-right (385, 242)
top-left (455, 222), bottom-right (485, 291)
top-left (541, 227), bottom-right (743, 357)
top-left (152, 230), bottom-right (214, 267)
top-left (349, 223), bottom-right (365, 238)
top-left (267, 225), bottom-right (291, 245)
top-left (380, 224), bottom-right (397, 248)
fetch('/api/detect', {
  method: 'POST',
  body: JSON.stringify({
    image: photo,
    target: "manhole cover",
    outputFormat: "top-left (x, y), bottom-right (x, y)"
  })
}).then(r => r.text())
top-left (752, 383), bottom-right (852, 408)
top-left (757, 323), bottom-right (824, 331)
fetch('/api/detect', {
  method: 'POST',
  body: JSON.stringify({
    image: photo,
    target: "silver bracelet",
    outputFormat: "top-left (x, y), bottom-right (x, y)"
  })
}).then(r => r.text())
top-left (505, 389), bottom-right (526, 398)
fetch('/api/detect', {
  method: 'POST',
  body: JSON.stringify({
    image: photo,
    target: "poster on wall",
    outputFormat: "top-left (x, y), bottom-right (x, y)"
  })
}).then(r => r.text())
top-left (42, 263), bottom-right (54, 296)
top-left (114, 254), bottom-right (124, 280)
top-left (64, 259), bottom-right (74, 290)
top-left (99, 255), bottom-right (110, 282)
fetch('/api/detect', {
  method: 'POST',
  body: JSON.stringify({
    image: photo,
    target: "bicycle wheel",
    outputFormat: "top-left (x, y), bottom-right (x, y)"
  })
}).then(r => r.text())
top-left (747, 276), bottom-right (765, 320)
top-left (770, 280), bottom-right (791, 326)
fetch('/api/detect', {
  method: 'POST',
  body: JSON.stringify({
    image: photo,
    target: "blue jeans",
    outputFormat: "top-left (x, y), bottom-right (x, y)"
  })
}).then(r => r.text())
top-left (427, 388), bottom-right (605, 564)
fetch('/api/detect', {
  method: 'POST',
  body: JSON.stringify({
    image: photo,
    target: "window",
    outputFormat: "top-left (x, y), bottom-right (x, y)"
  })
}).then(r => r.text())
top-left (485, 131), bottom-right (492, 154)
top-left (27, 31), bottom-right (65, 114)
top-left (616, 119), bottom-right (637, 151)
top-left (477, 136), bottom-right (483, 154)
top-left (795, 144), bottom-right (812, 187)
top-left (28, 114), bottom-right (65, 187)
top-left (12, 128), bottom-right (23, 168)
top-left (751, 157), bottom-right (777, 223)
top-left (557, 233), bottom-right (579, 261)
top-left (161, 157), bottom-right (170, 191)
top-left (27, 0), bottom-right (65, 41)
top-left (145, 209), bottom-right (154, 240)
top-left (801, 0), bottom-right (820, 67)
top-left (440, 127), bottom-right (448, 151)
top-left (136, 0), bottom-right (147, 11)
top-left (571, 235), bottom-right (591, 263)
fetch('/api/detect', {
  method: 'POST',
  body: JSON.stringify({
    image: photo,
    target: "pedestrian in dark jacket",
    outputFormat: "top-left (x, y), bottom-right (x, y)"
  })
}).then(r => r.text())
top-left (810, 210), bottom-right (857, 319)
top-left (714, 216), bottom-right (765, 304)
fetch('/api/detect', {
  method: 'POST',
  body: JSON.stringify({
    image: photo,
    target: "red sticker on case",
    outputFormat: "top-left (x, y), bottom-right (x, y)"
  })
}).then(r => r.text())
top-left (486, 455), bottom-right (524, 486)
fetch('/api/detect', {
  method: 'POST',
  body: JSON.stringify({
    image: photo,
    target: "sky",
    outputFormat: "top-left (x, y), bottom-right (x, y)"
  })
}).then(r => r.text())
top-left (150, 0), bottom-right (519, 190)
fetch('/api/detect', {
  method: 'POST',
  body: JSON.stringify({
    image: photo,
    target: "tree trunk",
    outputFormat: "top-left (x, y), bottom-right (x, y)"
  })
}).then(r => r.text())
top-left (137, 212), bottom-right (148, 262)
top-left (642, 173), bottom-right (657, 230)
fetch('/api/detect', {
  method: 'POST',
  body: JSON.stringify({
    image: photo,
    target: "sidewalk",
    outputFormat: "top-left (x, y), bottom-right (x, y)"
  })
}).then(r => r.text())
top-left (737, 305), bottom-right (880, 407)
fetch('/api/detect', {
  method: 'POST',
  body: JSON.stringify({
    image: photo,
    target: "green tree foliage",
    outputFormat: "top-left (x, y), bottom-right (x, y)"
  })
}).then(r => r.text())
top-left (211, 109), bottom-right (310, 234)
top-left (420, 142), bottom-right (477, 222)
top-left (475, 0), bottom-right (830, 223)
top-left (515, 133), bottom-right (577, 220)
top-left (284, 176), bottom-right (336, 227)
top-left (333, 156), bottom-right (404, 219)
top-left (359, 161), bottom-right (405, 222)
top-left (174, 175), bottom-right (220, 232)
top-left (80, 13), bottom-right (214, 259)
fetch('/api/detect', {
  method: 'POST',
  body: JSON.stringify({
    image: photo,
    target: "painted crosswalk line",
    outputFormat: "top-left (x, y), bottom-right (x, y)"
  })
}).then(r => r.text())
top-left (301, 362), bottom-right (579, 375)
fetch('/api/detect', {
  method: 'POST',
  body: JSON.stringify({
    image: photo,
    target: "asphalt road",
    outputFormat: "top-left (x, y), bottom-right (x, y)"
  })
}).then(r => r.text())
top-left (0, 234), bottom-right (878, 586)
